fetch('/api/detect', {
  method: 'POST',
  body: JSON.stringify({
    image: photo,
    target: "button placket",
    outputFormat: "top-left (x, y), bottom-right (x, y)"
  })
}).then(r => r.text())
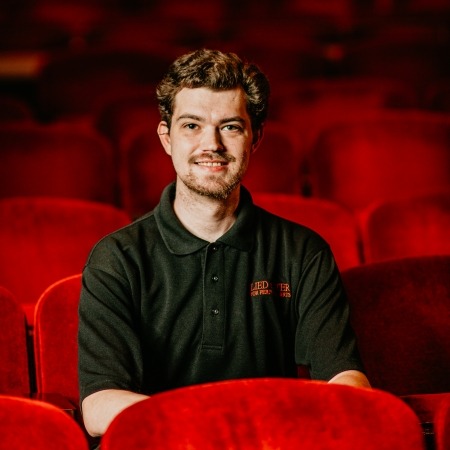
top-left (201, 244), bottom-right (225, 351)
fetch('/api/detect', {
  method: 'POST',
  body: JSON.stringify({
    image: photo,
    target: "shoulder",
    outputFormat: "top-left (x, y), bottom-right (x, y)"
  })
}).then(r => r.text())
top-left (254, 204), bottom-right (329, 249)
top-left (86, 211), bottom-right (158, 265)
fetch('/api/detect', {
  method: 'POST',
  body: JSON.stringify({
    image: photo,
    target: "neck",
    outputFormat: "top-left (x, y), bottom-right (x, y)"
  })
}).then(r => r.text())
top-left (173, 183), bottom-right (241, 242)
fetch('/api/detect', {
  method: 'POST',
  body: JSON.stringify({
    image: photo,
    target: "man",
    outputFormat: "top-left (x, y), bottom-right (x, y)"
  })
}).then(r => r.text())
top-left (79, 49), bottom-right (370, 440)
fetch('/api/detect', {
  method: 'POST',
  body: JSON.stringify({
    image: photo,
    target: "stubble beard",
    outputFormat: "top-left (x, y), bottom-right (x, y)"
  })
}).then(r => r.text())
top-left (182, 158), bottom-right (249, 201)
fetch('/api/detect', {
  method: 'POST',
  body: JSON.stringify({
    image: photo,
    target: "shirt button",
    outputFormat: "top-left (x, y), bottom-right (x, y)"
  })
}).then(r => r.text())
top-left (211, 245), bottom-right (219, 252)
top-left (212, 275), bottom-right (219, 282)
top-left (211, 309), bottom-right (220, 315)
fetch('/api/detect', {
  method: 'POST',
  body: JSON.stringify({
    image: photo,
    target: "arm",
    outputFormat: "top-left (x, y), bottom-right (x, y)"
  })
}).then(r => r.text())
top-left (296, 247), bottom-right (368, 382)
top-left (328, 370), bottom-right (371, 389)
top-left (82, 389), bottom-right (149, 437)
top-left (78, 242), bottom-right (148, 438)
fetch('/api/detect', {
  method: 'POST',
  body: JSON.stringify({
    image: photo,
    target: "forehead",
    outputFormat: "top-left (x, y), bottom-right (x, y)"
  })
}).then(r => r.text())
top-left (173, 87), bottom-right (248, 118)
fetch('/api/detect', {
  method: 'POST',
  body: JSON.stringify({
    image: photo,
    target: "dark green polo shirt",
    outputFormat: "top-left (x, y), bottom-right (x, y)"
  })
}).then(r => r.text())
top-left (78, 183), bottom-right (363, 403)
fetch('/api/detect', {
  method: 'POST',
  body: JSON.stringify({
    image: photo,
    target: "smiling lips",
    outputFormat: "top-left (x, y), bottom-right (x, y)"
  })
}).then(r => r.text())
top-left (196, 161), bottom-right (228, 167)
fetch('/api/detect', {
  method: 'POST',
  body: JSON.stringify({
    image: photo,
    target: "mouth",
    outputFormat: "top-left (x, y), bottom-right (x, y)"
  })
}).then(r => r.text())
top-left (196, 161), bottom-right (228, 167)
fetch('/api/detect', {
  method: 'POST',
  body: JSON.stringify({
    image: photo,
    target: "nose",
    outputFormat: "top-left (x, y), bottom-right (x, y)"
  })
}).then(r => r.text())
top-left (201, 127), bottom-right (224, 152)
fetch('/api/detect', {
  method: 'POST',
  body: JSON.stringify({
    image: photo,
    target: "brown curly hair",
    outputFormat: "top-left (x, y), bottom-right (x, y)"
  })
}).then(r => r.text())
top-left (156, 49), bottom-right (270, 132)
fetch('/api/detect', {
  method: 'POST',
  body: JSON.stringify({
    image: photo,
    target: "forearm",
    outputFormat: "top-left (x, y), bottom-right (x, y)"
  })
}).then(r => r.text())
top-left (328, 370), bottom-right (371, 389)
top-left (81, 389), bottom-right (149, 437)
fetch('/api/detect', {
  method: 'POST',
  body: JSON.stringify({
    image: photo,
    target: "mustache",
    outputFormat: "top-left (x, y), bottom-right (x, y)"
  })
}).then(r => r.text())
top-left (190, 152), bottom-right (236, 163)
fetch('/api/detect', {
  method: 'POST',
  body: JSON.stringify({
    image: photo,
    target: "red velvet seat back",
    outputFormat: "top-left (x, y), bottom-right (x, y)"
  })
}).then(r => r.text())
top-left (34, 274), bottom-right (82, 405)
top-left (0, 122), bottom-right (117, 204)
top-left (435, 398), bottom-right (450, 450)
top-left (342, 255), bottom-right (450, 395)
top-left (101, 378), bottom-right (425, 450)
top-left (120, 128), bottom-right (176, 218)
top-left (0, 395), bottom-right (88, 449)
top-left (243, 122), bottom-right (305, 195)
top-left (276, 78), bottom-right (417, 153)
top-left (0, 287), bottom-right (30, 395)
top-left (308, 111), bottom-right (450, 211)
top-left (252, 192), bottom-right (361, 270)
top-left (95, 90), bottom-right (160, 148)
top-left (0, 197), bottom-right (131, 324)
top-left (360, 192), bottom-right (450, 263)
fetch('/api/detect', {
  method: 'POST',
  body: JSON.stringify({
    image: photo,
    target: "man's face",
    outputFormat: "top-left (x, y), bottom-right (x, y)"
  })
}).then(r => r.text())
top-left (158, 87), bottom-right (259, 200)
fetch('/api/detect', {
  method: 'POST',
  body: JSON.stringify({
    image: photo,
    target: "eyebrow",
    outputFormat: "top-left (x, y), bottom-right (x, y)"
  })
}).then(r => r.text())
top-left (176, 114), bottom-right (246, 125)
top-left (176, 114), bottom-right (202, 122)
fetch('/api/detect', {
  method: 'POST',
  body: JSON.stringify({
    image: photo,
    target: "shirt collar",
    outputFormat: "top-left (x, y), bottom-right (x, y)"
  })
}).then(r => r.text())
top-left (154, 183), bottom-right (256, 255)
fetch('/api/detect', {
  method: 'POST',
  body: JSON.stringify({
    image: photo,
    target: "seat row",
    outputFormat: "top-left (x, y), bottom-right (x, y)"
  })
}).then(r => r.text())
top-left (1, 5), bottom-right (450, 98)
top-left (2, 378), bottom-right (450, 450)
top-left (1, 254), bottom-right (449, 449)
top-left (0, 192), bottom-right (449, 326)
top-left (1, 108), bottom-right (449, 217)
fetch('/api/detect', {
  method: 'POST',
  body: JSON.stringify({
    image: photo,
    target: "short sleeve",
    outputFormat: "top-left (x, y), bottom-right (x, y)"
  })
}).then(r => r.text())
top-left (78, 242), bottom-right (144, 404)
top-left (295, 247), bottom-right (364, 380)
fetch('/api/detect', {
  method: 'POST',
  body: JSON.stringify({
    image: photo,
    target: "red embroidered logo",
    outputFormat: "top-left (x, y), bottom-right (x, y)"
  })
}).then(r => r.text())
top-left (250, 280), bottom-right (291, 298)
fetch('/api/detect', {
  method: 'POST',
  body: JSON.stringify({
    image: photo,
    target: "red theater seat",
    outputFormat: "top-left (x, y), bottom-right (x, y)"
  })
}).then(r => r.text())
top-left (0, 286), bottom-right (30, 395)
top-left (252, 192), bottom-right (361, 269)
top-left (0, 395), bottom-right (88, 450)
top-left (275, 77), bottom-right (417, 152)
top-left (342, 256), bottom-right (450, 438)
top-left (435, 397), bottom-right (450, 450)
top-left (360, 192), bottom-right (450, 263)
top-left (95, 90), bottom-right (160, 153)
top-left (33, 273), bottom-right (99, 447)
top-left (34, 274), bottom-right (81, 410)
top-left (0, 122), bottom-right (117, 204)
top-left (0, 197), bottom-right (131, 324)
top-left (101, 378), bottom-right (425, 450)
top-left (242, 122), bottom-right (305, 195)
top-left (308, 111), bottom-right (450, 211)
top-left (119, 127), bottom-right (176, 218)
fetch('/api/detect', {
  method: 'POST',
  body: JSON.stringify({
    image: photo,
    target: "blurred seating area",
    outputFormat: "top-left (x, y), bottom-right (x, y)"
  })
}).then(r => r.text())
top-left (1, 0), bottom-right (449, 212)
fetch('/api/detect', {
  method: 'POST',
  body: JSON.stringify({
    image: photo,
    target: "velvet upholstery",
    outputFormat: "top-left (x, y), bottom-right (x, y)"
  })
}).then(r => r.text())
top-left (101, 378), bottom-right (425, 450)
top-left (0, 395), bottom-right (88, 449)
top-left (435, 397), bottom-right (450, 450)
top-left (342, 256), bottom-right (450, 437)
top-left (308, 111), bottom-right (450, 211)
top-left (0, 197), bottom-right (131, 324)
top-left (252, 192), bottom-right (361, 269)
top-left (242, 121), bottom-right (305, 195)
top-left (120, 127), bottom-right (177, 218)
top-left (275, 78), bottom-right (417, 152)
top-left (33, 274), bottom-right (82, 406)
top-left (360, 192), bottom-right (450, 263)
top-left (95, 90), bottom-right (160, 149)
top-left (342, 255), bottom-right (450, 395)
top-left (0, 286), bottom-right (30, 395)
top-left (0, 122), bottom-right (117, 203)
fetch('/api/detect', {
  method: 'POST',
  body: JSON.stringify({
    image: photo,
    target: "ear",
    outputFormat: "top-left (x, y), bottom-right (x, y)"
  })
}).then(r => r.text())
top-left (251, 126), bottom-right (264, 154)
top-left (157, 121), bottom-right (172, 156)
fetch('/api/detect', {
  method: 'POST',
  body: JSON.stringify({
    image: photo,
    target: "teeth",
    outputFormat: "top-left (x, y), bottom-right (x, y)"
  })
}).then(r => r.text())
top-left (197, 162), bottom-right (224, 167)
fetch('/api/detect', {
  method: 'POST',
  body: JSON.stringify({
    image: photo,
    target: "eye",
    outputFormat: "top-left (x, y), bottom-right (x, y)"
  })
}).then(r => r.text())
top-left (222, 124), bottom-right (242, 132)
top-left (184, 123), bottom-right (198, 130)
